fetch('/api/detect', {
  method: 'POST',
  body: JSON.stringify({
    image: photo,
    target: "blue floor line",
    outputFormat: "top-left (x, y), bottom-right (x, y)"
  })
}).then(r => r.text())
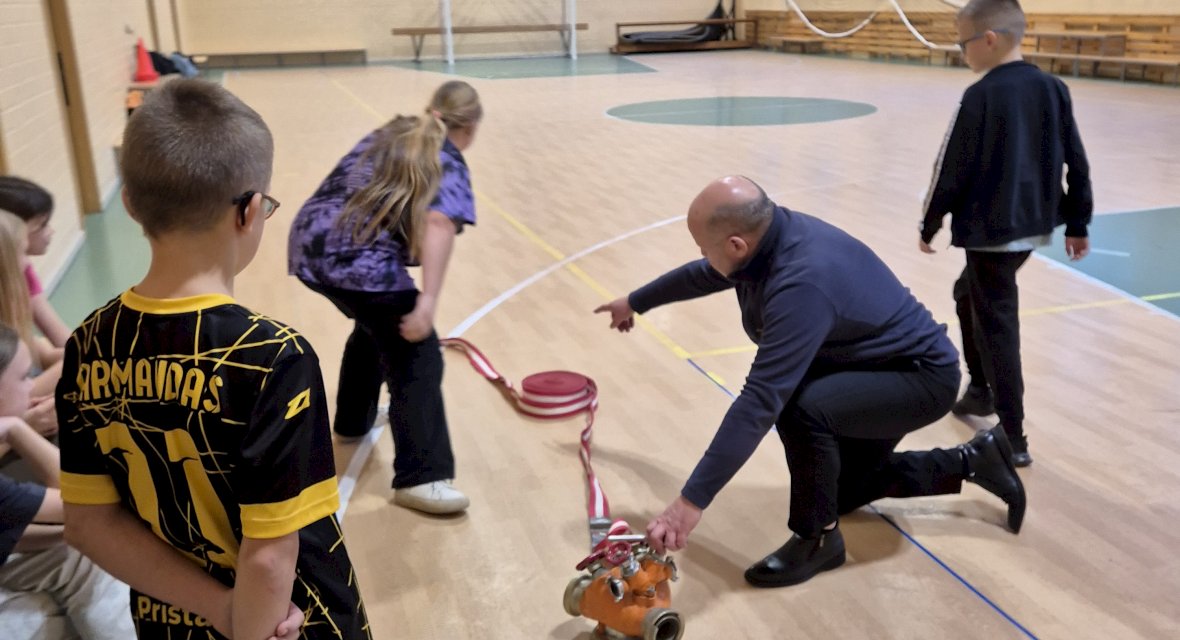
top-left (683, 357), bottom-right (1037, 639)
top-left (871, 507), bottom-right (1039, 639)
top-left (686, 358), bottom-right (736, 399)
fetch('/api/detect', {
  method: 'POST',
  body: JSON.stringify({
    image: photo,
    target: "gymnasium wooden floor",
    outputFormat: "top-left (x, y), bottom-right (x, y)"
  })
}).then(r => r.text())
top-left (224, 51), bottom-right (1180, 639)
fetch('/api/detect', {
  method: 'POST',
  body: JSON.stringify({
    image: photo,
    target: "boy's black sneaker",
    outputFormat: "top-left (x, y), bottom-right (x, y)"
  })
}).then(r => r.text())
top-left (952, 385), bottom-right (994, 417)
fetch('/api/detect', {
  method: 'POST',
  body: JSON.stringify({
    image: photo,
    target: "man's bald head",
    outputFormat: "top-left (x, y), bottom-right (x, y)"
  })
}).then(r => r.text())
top-left (689, 176), bottom-right (774, 237)
top-left (686, 176), bottom-right (776, 277)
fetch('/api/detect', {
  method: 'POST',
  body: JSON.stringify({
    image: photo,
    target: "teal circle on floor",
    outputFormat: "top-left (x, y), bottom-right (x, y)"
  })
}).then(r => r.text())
top-left (606, 96), bottom-right (877, 126)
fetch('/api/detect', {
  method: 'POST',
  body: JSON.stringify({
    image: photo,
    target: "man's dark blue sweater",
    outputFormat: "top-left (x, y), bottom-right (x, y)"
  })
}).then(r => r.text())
top-left (629, 206), bottom-right (958, 509)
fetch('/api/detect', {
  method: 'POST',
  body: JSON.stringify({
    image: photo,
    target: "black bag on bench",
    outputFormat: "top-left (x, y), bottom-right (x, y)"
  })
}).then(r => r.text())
top-left (620, 2), bottom-right (727, 44)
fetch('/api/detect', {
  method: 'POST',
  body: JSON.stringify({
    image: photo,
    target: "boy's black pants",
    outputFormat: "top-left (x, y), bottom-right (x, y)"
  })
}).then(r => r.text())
top-left (953, 250), bottom-right (1032, 439)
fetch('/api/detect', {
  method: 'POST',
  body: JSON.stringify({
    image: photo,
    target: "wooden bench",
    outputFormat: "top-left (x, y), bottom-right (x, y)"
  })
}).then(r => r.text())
top-left (767, 35), bottom-right (825, 54)
top-left (196, 49), bottom-right (366, 69)
top-left (1025, 51), bottom-right (1180, 84)
top-left (392, 24), bottom-right (588, 61)
top-left (1074, 54), bottom-right (1180, 84)
top-left (610, 19), bottom-right (758, 54)
top-left (1024, 50), bottom-right (1085, 74)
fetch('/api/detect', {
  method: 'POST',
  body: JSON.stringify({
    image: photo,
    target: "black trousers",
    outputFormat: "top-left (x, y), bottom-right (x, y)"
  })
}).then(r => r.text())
top-left (776, 361), bottom-right (963, 538)
top-left (302, 281), bottom-right (455, 488)
top-left (953, 250), bottom-right (1031, 437)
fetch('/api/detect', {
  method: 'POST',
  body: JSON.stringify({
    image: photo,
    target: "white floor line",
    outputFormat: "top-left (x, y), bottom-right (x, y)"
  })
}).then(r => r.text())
top-left (335, 420), bottom-right (386, 520)
top-left (447, 215), bottom-right (685, 338)
top-left (1088, 248), bottom-right (1131, 257)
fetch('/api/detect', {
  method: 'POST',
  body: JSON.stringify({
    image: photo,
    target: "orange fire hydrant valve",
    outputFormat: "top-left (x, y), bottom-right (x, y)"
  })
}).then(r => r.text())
top-left (563, 522), bottom-right (684, 640)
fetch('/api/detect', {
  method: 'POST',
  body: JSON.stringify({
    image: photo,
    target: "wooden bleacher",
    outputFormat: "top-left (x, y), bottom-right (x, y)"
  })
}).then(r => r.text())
top-left (747, 10), bottom-right (1180, 85)
top-left (751, 11), bottom-right (960, 63)
top-left (767, 35), bottom-right (825, 54)
top-left (1022, 15), bottom-right (1180, 85)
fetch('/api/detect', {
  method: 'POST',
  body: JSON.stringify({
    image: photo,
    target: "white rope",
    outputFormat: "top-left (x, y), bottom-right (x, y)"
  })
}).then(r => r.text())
top-left (783, 0), bottom-right (958, 49)
top-left (784, 0), bottom-right (882, 39)
top-left (888, 0), bottom-right (956, 49)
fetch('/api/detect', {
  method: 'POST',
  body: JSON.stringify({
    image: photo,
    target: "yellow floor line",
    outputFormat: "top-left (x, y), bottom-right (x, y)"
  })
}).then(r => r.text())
top-left (329, 77), bottom-right (386, 121)
top-left (1142, 292), bottom-right (1180, 302)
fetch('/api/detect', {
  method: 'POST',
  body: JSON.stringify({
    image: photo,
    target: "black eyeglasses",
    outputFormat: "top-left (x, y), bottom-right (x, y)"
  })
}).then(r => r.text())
top-left (231, 191), bottom-right (281, 225)
top-left (957, 29), bottom-right (1011, 50)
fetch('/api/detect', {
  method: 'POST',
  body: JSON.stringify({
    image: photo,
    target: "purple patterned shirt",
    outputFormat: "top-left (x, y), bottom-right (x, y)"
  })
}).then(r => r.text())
top-left (288, 132), bottom-right (476, 292)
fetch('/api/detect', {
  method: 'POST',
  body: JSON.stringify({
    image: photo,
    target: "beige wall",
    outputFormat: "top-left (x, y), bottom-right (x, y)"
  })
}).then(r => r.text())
top-left (742, 0), bottom-right (1180, 13)
top-left (0, 0), bottom-right (85, 285)
top-left (150, 0), bottom-right (177, 52)
top-left (66, 0), bottom-right (152, 207)
top-left (173, 0), bottom-right (728, 59)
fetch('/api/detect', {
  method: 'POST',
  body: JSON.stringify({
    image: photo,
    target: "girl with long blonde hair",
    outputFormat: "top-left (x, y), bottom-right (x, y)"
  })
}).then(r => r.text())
top-left (288, 80), bottom-right (483, 515)
top-left (0, 176), bottom-right (72, 348)
top-left (0, 213), bottom-right (61, 399)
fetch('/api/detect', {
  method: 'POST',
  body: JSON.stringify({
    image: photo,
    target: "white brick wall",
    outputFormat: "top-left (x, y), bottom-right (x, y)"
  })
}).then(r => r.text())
top-left (0, 0), bottom-right (85, 286)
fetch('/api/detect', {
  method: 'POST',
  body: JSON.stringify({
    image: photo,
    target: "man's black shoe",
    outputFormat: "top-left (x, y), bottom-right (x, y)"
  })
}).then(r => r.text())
top-left (744, 528), bottom-right (846, 588)
top-left (960, 426), bottom-right (1026, 533)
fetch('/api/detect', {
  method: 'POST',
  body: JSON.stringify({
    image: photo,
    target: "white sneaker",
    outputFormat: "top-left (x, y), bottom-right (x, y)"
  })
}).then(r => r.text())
top-left (393, 480), bottom-right (469, 515)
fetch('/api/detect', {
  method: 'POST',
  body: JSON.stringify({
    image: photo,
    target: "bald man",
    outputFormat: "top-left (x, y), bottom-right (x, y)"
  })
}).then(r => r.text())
top-left (596, 176), bottom-right (1026, 588)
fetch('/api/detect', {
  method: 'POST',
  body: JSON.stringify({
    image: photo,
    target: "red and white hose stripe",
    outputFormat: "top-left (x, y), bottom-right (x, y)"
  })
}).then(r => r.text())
top-left (441, 337), bottom-right (610, 525)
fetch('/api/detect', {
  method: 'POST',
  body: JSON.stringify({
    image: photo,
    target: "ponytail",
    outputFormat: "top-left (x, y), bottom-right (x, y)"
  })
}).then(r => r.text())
top-left (337, 114), bottom-right (446, 259)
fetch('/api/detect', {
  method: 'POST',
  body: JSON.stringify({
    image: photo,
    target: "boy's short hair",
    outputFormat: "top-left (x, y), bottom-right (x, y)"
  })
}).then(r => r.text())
top-left (0, 176), bottom-right (53, 221)
top-left (121, 79), bottom-right (273, 238)
top-left (959, 0), bottom-right (1027, 40)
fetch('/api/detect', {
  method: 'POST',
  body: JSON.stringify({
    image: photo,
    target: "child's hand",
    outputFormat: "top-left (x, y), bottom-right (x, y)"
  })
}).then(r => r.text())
top-left (0, 416), bottom-right (29, 442)
top-left (1065, 236), bottom-right (1089, 261)
top-left (399, 303), bottom-right (435, 343)
top-left (918, 238), bottom-right (937, 254)
top-left (594, 297), bottom-right (635, 332)
top-left (25, 397), bottom-right (58, 437)
top-left (267, 602), bottom-right (305, 640)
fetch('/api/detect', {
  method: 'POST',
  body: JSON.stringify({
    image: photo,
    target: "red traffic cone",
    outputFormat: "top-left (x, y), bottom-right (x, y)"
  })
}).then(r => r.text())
top-left (133, 38), bottom-right (159, 82)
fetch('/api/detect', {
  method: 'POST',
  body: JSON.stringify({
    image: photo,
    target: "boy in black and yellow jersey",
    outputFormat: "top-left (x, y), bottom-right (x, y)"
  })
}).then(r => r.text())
top-left (54, 79), bottom-right (370, 640)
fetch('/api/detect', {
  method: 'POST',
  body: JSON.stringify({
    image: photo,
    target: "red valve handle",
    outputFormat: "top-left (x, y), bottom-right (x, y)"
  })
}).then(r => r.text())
top-left (604, 542), bottom-right (631, 566)
top-left (576, 548), bottom-right (607, 571)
